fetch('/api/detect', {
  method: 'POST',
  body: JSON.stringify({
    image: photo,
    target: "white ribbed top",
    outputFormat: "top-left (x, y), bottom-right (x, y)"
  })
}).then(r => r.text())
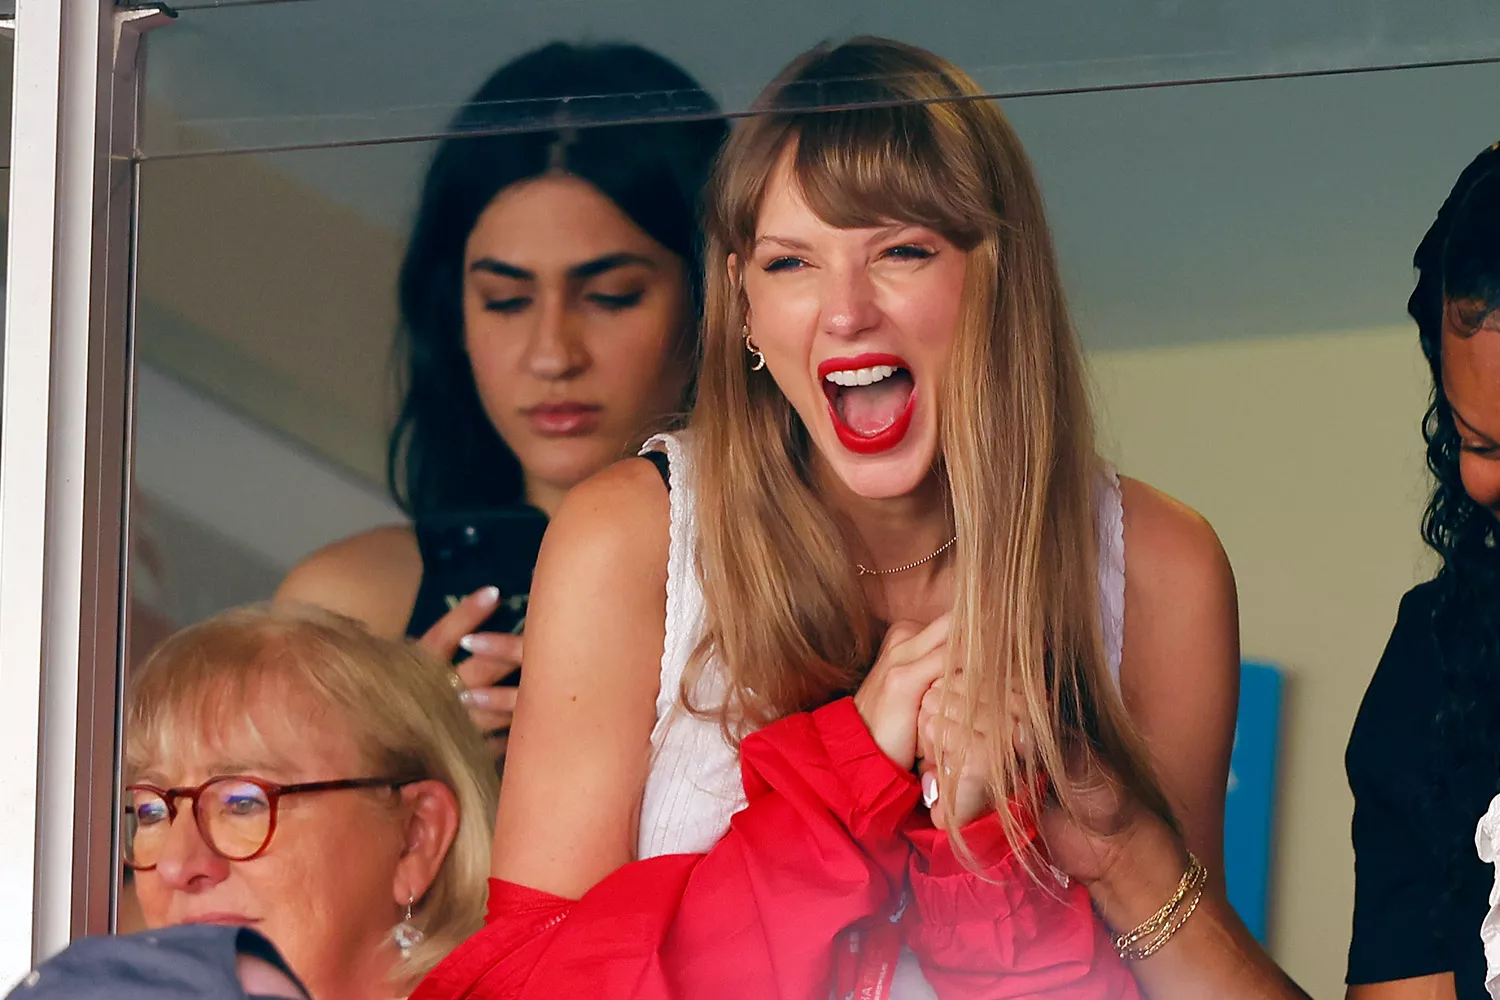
top-left (633, 432), bottom-right (1126, 997)
top-left (636, 431), bottom-right (1127, 861)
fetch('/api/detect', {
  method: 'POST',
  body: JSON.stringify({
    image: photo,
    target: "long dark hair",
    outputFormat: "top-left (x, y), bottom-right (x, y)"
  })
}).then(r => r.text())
top-left (388, 43), bottom-right (727, 517)
top-left (1412, 141), bottom-right (1500, 908)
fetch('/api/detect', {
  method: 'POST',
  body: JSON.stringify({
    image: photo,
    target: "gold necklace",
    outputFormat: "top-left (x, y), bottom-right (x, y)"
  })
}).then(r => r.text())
top-left (855, 536), bottom-right (958, 577)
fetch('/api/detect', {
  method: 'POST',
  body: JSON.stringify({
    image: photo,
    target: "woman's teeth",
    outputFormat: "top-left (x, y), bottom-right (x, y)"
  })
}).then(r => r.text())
top-left (823, 365), bottom-right (901, 387)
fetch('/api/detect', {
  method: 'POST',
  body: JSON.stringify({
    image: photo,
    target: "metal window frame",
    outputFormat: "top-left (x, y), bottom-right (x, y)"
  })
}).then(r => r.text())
top-left (0, 0), bottom-right (168, 982)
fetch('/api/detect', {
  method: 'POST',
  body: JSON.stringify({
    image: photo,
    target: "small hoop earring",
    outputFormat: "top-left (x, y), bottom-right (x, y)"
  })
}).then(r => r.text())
top-left (743, 325), bottom-right (766, 372)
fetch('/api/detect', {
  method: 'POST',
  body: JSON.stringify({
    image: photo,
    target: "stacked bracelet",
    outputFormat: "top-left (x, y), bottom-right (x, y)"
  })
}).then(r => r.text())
top-left (1112, 852), bottom-right (1207, 961)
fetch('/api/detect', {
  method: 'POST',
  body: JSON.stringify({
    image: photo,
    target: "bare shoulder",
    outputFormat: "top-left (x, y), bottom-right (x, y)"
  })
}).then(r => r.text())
top-left (1117, 477), bottom-right (1235, 601)
top-left (274, 524), bottom-right (421, 638)
top-left (521, 454), bottom-right (672, 715)
top-left (535, 455), bottom-right (672, 583)
top-left (493, 457), bottom-right (672, 897)
top-left (1116, 474), bottom-right (1238, 661)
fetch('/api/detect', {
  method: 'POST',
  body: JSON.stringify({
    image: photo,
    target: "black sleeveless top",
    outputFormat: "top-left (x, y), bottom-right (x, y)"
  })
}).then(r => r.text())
top-left (404, 451), bottom-right (673, 639)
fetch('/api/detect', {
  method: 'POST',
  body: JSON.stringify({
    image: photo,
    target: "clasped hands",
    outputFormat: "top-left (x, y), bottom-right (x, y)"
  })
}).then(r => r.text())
top-left (852, 613), bottom-right (1013, 829)
top-left (853, 614), bottom-right (1149, 886)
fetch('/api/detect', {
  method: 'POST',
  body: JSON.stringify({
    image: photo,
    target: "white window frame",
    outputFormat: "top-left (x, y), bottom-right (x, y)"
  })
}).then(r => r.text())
top-left (0, 0), bottom-right (168, 982)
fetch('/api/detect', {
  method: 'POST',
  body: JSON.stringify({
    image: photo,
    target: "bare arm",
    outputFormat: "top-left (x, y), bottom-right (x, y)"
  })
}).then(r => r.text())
top-left (491, 458), bottom-right (668, 898)
top-left (1075, 809), bottom-right (1310, 999)
top-left (1347, 977), bottom-right (1458, 1000)
top-left (274, 525), bottom-right (423, 639)
top-left (1117, 476), bottom-right (1238, 880)
top-left (1047, 479), bottom-right (1306, 998)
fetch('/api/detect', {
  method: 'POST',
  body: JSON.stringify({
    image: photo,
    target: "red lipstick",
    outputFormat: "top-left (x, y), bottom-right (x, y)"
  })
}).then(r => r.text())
top-left (817, 353), bottom-right (916, 455)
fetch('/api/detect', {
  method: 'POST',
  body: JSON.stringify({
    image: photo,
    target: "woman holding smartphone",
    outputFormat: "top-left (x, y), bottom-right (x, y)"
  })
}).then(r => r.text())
top-left (278, 42), bottom-right (728, 760)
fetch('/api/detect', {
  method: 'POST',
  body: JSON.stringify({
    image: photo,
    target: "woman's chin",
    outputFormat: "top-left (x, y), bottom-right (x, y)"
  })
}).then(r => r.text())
top-left (522, 446), bottom-right (620, 496)
top-left (815, 428), bottom-right (940, 502)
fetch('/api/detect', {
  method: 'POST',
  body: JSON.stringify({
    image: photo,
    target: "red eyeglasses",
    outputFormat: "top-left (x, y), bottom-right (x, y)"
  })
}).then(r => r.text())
top-left (123, 775), bottom-right (418, 870)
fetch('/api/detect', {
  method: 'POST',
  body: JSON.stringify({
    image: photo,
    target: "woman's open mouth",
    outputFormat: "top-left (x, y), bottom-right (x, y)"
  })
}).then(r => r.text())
top-left (818, 353), bottom-right (916, 455)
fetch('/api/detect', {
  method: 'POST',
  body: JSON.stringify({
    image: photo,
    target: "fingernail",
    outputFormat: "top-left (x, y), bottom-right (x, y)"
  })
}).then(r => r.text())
top-left (921, 771), bottom-right (939, 809)
top-left (475, 586), bottom-right (500, 608)
top-left (462, 633), bottom-right (511, 657)
top-left (461, 687), bottom-right (505, 709)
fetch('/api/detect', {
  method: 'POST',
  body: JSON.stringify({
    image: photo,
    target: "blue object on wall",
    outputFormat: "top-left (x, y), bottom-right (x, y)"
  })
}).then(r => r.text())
top-left (1223, 661), bottom-right (1284, 944)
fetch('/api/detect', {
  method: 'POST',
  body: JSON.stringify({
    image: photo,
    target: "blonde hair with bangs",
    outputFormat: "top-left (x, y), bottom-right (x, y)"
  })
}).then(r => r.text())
top-left (689, 37), bottom-right (1171, 872)
top-left (124, 602), bottom-right (498, 990)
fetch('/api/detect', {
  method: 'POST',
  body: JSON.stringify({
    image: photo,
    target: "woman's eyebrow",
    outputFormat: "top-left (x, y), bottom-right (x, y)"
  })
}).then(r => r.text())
top-left (752, 235), bottom-right (812, 253)
top-left (569, 252), bottom-right (658, 281)
top-left (469, 257), bottom-right (533, 280)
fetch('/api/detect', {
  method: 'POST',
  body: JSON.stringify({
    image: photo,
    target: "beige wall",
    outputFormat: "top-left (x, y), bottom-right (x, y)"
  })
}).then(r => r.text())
top-left (1090, 326), bottom-right (1435, 997)
top-left (132, 98), bottom-right (1439, 995)
top-left (136, 113), bottom-right (405, 487)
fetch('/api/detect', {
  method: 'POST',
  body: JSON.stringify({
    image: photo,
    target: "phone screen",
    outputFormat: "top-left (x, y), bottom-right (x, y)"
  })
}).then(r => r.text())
top-left (415, 507), bottom-right (549, 684)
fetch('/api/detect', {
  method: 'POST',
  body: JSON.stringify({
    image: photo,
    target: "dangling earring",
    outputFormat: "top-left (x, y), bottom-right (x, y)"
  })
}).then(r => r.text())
top-left (743, 325), bottom-right (766, 372)
top-left (392, 892), bottom-right (425, 959)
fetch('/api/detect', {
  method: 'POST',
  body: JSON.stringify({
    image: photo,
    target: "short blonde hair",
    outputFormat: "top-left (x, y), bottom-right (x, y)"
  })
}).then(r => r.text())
top-left (124, 603), bottom-right (497, 989)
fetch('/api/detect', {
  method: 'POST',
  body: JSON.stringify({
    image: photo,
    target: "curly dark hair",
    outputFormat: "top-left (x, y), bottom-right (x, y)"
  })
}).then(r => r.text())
top-left (388, 43), bottom-right (728, 518)
top-left (1412, 141), bottom-right (1500, 911)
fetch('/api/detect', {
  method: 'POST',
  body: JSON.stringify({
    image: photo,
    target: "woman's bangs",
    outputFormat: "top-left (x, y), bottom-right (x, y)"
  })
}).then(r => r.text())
top-left (125, 635), bottom-right (334, 781)
top-left (127, 664), bottom-right (269, 780)
top-left (787, 104), bottom-right (991, 248)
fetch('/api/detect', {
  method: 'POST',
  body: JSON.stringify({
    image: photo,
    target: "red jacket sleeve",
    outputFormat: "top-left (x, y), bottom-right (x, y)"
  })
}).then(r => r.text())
top-left (904, 811), bottom-right (1142, 999)
top-left (412, 697), bottom-right (920, 1000)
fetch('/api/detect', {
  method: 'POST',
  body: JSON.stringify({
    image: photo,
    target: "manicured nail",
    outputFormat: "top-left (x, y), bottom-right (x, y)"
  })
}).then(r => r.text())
top-left (458, 689), bottom-right (477, 706)
top-left (459, 634), bottom-right (478, 653)
top-left (464, 688), bottom-right (503, 709)
top-left (475, 586), bottom-right (500, 608)
top-left (921, 771), bottom-right (939, 809)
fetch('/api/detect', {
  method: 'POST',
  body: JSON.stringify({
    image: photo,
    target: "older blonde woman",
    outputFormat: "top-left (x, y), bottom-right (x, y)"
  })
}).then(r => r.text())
top-left (124, 603), bottom-right (497, 1000)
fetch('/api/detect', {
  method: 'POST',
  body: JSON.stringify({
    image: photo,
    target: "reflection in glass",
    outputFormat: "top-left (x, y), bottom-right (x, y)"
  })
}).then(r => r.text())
top-left (141, 0), bottom-right (1500, 157)
top-left (126, 13), bottom-right (1500, 987)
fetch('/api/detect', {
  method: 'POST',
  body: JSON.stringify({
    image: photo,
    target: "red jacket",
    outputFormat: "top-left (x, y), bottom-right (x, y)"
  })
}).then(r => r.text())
top-left (413, 698), bottom-right (1139, 1000)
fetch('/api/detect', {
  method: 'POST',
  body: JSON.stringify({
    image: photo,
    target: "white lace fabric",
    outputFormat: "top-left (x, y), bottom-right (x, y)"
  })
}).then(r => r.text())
top-left (1475, 793), bottom-right (1500, 998)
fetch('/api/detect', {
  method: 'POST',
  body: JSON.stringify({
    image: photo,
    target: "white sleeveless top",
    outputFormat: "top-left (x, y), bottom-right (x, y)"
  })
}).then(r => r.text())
top-left (634, 432), bottom-right (1127, 996)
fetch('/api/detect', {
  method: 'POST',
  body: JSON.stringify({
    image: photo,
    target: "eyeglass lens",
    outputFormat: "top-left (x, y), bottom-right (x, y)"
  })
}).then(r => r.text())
top-left (124, 778), bottom-right (273, 868)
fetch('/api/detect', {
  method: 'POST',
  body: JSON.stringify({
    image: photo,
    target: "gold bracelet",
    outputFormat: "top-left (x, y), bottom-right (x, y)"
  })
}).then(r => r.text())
top-left (1112, 852), bottom-right (1207, 960)
top-left (1111, 852), bottom-right (1202, 950)
top-left (1120, 877), bottom-right (1205, 960)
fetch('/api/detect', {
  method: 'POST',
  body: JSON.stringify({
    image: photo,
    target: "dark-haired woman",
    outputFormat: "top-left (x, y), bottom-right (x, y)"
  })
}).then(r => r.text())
top-left (1346, 141), bottom-right (1500, 1000)
top-left (278, 43), bottom-right (728, 759)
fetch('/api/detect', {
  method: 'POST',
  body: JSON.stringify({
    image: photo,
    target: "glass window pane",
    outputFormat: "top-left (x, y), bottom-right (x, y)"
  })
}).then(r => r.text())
top-left (124, 12), bottom-right (1497, 995)
top-left (142, 0), bottom-right (1500, 157)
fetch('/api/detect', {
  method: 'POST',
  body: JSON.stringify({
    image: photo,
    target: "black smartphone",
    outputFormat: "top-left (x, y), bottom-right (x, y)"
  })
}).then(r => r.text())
top-left (414, 507), bottom-right (549, 684)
